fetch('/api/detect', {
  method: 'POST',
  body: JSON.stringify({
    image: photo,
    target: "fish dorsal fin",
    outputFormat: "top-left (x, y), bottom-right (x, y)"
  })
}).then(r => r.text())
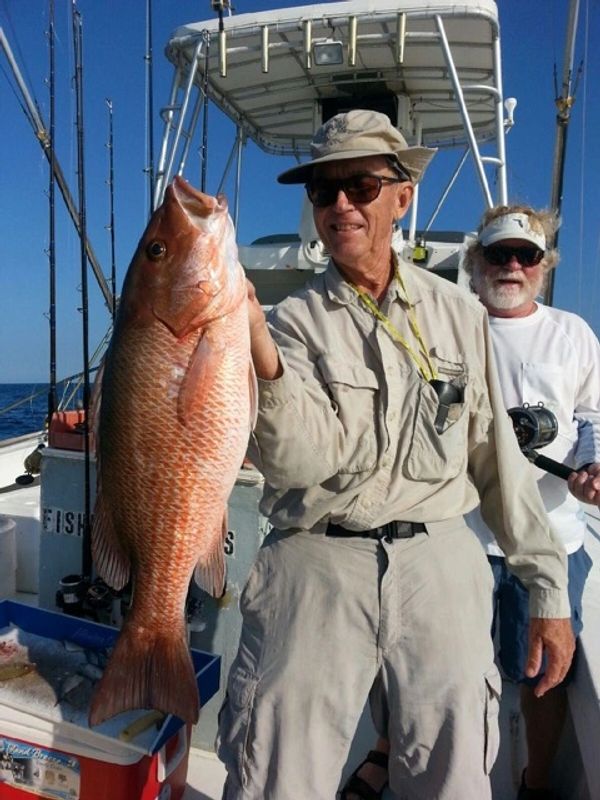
top-left (177, 331), bottom-right (226, 426)
top-left (248, 359), bottom-right (258, 431)
top-left (91, 487), bottom-right (131, 591)
top-left (193, 512), bottom-right (227, 598)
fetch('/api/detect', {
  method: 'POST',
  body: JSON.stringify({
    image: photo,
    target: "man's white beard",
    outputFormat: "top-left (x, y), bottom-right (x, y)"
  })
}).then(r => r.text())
top-left (473, 270), bottom-right (543, 310)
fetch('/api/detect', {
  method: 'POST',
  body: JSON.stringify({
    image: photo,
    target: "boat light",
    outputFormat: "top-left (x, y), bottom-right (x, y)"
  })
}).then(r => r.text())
top-left (504, 96), bottom-right (517, 128)
top-left (313, 39), bottom-right (344, 67)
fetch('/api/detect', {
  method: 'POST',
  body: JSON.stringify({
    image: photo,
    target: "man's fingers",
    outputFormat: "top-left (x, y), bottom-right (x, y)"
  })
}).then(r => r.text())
top-left (533, 656), bottom-right (566, 697)
top-left (527, 618), bottom-right (575, 697)
top-left (524, 637), bottom-right (543, 680)
top-left (568, 467), bottom-right (600, 503)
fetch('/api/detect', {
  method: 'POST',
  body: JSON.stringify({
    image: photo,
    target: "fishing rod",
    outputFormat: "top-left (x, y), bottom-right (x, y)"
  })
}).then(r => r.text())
top-left (47, 0), bottom-right (57, 423)
top-left (0, 27), bottom-right (114, 311)
top-left (145, 0), bottom-right (155, 212)
top-left (72, 3), bottom-right (93, 582)
top-left (200, 30), bottom-right (210, 192)
top-left (545, 0), bottom-right (582, 305)
top-left (106, 98), bottom-right (117, 321)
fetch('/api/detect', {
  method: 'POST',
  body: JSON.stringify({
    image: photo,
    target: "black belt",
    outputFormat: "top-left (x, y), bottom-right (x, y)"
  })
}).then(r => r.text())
top-left (326, 520), bottom-right (426, 542)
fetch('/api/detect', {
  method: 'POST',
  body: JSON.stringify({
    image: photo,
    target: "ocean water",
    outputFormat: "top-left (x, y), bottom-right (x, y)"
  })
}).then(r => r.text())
top-left (0, 383), bottom-right (53, 440)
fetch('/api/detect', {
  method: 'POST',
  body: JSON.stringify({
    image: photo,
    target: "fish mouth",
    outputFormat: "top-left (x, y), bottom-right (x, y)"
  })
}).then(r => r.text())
top-left (171, 175), bottom-right (228, 222)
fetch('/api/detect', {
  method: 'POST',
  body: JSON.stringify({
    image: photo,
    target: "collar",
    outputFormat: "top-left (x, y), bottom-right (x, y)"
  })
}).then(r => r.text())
top-left (324, 251), bottom-right (415, 307)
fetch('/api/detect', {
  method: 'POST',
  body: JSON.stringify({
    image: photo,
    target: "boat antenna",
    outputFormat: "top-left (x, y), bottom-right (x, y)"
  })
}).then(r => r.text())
top-left (47, 0), bottom-right (57, 424)
top-left (144, 0), bottom-right (155, 212)
top-left (106, 98), bottom-right (117, 321)
top-left (72, 1), bottom-right (93, 580)
top-left (544, 0), bottom-right (583, 305)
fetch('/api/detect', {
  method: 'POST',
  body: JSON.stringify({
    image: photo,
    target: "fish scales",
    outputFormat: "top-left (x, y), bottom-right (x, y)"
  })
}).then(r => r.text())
top-left (88, 178), bottom-right (255, 727)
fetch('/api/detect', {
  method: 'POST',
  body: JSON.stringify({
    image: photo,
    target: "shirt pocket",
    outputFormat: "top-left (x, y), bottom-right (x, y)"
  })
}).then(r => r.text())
top-left (403, 353), bottom-right (469, 482)
top-left (318, 356), bottom-right (380, 474)
top-left (522, 362), bottom-right (567, 411)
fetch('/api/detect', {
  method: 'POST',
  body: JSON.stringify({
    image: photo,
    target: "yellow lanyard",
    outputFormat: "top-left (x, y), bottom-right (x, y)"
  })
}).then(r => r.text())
top-left (347, 262), bottom-right (438, 382)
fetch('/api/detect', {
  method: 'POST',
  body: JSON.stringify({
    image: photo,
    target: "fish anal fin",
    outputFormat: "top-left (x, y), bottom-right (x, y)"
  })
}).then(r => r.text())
top-left (177, 331), bottom-right (226, 426)
top-left (89, 618), bottom-right (199, 727)
top-left (91, 489), bottom-right (131, 591)
top-left (193, 514), bottom-right (228, 598)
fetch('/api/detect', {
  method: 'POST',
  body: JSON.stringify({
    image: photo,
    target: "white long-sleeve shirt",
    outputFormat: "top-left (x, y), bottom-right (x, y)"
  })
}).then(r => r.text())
top-left (466, 302), bottom-right (600, 556)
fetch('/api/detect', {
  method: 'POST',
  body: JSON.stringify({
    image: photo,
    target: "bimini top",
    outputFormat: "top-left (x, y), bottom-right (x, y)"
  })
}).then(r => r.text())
top-left (165, 0), bottom-right (500, 157)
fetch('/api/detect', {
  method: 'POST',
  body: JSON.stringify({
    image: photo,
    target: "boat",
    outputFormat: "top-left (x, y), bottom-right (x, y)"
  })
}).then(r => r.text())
top-left (1, 0), bottom-right (598, 798)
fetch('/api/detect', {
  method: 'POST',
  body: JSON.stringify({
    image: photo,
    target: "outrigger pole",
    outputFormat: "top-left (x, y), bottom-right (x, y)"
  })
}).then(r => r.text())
top-left (545, 0), bottom-right (581, 306)
top-left (0, 27), bottom-right (114, 311)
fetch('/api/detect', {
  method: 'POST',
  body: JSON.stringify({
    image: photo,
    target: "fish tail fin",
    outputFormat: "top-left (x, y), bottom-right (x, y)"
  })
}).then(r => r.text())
top-left (88, 617), bottom-right (199, 727)
top-left (194, 513), bottom-right (227, 598)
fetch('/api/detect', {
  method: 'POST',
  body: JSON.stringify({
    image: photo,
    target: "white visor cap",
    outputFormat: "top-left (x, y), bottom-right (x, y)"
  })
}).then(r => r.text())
top-left (479, 213), bottom-right (546, 250)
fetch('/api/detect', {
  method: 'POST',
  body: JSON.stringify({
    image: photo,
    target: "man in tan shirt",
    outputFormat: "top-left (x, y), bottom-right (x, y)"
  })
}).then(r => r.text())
top-left (216, 109), bottom-right (574, 800)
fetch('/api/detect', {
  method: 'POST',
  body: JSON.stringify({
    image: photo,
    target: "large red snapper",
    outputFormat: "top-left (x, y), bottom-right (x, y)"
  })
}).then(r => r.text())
top-left (88, 176), bottom-right (256, 727)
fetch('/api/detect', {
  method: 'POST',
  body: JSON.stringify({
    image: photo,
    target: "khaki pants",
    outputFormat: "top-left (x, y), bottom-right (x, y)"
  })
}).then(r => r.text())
top-left (217, 517), bottom-right (501, 800)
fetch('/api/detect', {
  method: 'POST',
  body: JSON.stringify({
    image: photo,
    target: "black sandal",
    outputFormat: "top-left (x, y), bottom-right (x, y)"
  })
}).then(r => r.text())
top-left (339, 749), bottom-right (389, 800)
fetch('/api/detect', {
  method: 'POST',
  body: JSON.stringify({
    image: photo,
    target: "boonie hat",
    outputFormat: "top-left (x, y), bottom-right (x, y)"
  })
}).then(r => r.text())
top-left (277, 109), bottom-right (437, 185)
top-left (478, 213), bottom-right (546, 250)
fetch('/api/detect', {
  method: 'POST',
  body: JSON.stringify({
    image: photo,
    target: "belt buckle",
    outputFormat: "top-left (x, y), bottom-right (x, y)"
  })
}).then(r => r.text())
top-left (376, 521), bottom-right (416, 541)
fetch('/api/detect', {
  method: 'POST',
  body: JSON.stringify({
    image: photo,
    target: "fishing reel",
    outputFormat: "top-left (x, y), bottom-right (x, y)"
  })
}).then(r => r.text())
top-left (507, 402), bottom-right (573, 481)
top-left (508, 403), bottom-right (558, 451)
top-left (56, 573), bottom-right (125, 625)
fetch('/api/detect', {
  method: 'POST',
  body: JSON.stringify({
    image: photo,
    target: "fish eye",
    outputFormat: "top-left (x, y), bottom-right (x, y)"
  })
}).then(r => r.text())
top-left (146, 240), bottom-right (167, 260)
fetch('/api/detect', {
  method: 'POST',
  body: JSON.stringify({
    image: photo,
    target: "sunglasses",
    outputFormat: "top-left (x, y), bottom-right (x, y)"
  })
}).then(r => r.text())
top-left (482, 245), bottom-right (544, 267)
top-left (305, 173), bottom-right (405, 208)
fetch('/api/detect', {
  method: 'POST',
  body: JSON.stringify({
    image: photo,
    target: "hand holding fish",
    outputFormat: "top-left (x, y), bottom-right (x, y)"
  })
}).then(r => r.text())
top-left (246, 277), bottom-right (282, 380)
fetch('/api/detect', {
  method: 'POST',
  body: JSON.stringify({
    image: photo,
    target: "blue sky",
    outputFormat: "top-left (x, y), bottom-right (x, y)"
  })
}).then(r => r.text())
top-left (1, 0), bottom-right (599, 382)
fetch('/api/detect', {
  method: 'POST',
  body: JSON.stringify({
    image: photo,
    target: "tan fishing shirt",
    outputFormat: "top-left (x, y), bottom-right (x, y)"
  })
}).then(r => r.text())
top-left (249, 257), bottom-right (569, 619)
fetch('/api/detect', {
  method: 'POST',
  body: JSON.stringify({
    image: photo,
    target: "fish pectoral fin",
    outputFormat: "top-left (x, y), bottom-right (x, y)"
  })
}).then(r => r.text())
top-left (248, 359), bottom-right (258, 431)
top-left (193, 514), bottom-right (228, 598)
top-left (91, 489), bottom-right (131, 591)
top-left (177, 331), bottom-right (226, 426)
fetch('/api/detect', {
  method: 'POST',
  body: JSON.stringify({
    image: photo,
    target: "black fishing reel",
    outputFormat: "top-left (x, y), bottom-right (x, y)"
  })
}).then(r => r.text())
top-left (507, 403), bottom-right (558, 451)
top-left (507, 402), bottom-right (573, 481)
top-left (56, 574), bottom-right (123, 624)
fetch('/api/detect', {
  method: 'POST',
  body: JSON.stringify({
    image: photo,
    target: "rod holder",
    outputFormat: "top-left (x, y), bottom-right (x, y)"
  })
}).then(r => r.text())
top-left (261, 25), bottom-right (269, 73)
top-left (219, 28), bottom-right (227, 77)
top-left (304, 19), bottom-right (312, 69)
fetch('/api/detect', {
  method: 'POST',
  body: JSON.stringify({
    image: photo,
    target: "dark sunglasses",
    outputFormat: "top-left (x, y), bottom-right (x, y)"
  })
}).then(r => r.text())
top-left (305, 173), bottom-right (404, 208)
top-left (482, 245), bottom-right (544, 267)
